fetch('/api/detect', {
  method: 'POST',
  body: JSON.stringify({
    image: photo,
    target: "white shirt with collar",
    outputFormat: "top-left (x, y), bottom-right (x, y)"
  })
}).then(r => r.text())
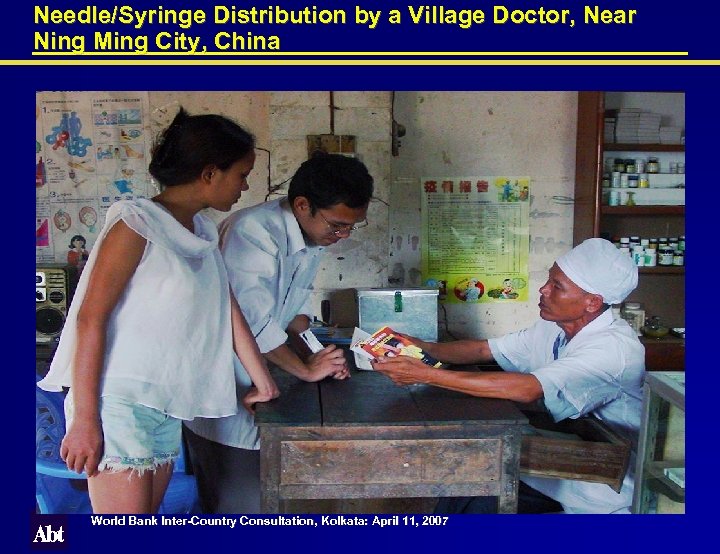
top-left (489, 309), bottom-right (645, 513)
top-left (185, 197), bottom-right (324, 448)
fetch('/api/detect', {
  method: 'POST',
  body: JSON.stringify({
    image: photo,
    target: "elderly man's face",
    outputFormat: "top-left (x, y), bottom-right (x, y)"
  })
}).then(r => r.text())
top-left (538, 263), bottom-right (592, 323)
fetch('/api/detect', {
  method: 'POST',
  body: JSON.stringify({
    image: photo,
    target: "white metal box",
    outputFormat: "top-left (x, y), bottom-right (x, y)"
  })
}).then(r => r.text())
top-left (355, 287), bottom-right (439, 341)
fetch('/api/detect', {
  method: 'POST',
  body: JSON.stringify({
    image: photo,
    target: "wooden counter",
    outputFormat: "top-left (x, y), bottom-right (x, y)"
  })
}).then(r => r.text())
top-left (255, 367), bottom-right (528, 513)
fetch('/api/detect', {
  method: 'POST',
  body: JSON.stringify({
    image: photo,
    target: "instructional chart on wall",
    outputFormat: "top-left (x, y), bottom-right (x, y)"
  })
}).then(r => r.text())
top-left (36, 92), bottom-right (152, 266)
top-left (421, 177), bottom-right (530, 304)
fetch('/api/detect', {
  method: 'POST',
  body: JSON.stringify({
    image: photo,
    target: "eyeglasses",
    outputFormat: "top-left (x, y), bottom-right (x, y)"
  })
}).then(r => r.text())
top-left (317, 210), bottom-right (368, 237)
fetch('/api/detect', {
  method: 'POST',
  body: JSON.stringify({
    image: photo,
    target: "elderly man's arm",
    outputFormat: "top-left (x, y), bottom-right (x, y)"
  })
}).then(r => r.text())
top-left (372, 356), bottom-right (543, 403)
top-left (406, 337), bottom-right (495, 365)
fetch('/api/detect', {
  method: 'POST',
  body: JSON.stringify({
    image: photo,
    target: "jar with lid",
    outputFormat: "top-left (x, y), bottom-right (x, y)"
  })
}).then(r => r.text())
top-left (668, 237), bottom-right (679, 250)
top-left (608, 190), bottom-right (621, 206)
top-left (629, 236), bottom-right (641, 248)
top-left (648, 238), bottom-right (658, 250)
top-left (619, 237), bottom-right (630, 256)
top-left (679, 235), bottom-right (685, 251)
top-left (635, 158), bottom-right (646, 173)
top-left (647, 157), bottom-right (660, 173)
top-left (672, 250), bottom-right (684, 266)
top-left (628, 175), bottom-right (639, 188)
top-left (658, 245), bottom-right (675, 266)
top-left (614, 158), bottom-right (626, 172)
top-left (621, 302), bottom-right (645, 336)
top-left (625, 159), bottom-right (637, 173)
top-left (639, 174), bottom-right (649, 188)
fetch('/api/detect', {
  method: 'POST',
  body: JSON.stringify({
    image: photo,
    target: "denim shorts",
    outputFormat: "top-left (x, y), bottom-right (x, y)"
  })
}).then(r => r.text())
top-left (65, 393), bottom-right (181, 475)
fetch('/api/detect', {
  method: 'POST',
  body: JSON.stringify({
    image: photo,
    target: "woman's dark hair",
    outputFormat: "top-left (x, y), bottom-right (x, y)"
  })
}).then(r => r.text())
top-left (288, 153), bottom-right (374, 212)
top-left (69, 234), bottom-right (86, 248)
top-left (148, 107), bottom-right (255, 187)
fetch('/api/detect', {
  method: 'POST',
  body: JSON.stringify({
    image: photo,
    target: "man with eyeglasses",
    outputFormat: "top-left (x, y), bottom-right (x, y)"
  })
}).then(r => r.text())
top-left (184, 153), bottom-right (374, 513)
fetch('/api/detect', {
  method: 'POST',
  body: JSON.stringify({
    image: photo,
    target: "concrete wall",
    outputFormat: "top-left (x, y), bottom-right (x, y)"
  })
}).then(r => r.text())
top-left (148, 91), bottom-right (393, 324)
top-left (46, 90), bottom-right (579, 337)
top-left (389, 92), bottom-right (578, 339)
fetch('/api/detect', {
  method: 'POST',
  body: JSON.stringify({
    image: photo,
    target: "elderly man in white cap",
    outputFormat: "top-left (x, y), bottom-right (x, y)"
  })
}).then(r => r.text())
top-left (373, 238), bottom-right (645, 514)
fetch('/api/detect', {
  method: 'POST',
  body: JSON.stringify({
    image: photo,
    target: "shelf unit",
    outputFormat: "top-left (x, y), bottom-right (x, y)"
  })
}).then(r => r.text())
top-left (574, 92), bottom-right (685, 370)
top-left (632, 371), bottom-right (685, 513)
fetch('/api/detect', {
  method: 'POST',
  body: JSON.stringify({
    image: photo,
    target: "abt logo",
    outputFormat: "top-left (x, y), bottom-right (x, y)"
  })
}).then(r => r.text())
top-left (30, 515), bottom-right (68, 550)
top-left (33, 525), bottom-right (64, 543)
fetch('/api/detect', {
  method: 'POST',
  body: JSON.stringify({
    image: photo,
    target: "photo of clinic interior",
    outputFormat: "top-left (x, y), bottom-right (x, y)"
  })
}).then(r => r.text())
top-left (35, 91), bottom-right (684, 516)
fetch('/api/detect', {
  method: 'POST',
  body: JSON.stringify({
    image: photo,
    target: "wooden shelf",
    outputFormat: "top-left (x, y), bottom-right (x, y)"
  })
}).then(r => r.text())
top-left (604, 144), bottom-right (685, 152)
top-left (641, 337), bottom-right (685, 371)
top-left (601, 206), bottom-right (684, 216)
top-left (639, 266), bottom-right (684, 275)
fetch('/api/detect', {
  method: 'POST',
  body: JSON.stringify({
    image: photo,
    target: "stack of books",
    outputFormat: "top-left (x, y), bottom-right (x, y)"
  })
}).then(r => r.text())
top-left (607, 108), bottom-right (662, 143)
top-left (613, 108), bottom-right (641, 143)
top-left (659, 126), bottom-right (683, 144)
top-left (604, 115), bottom-right (616, 143)
top-left (637, 111), bottom-right (662, 143)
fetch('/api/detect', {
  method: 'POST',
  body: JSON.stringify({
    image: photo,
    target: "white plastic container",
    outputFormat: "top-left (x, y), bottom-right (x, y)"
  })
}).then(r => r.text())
top-left (621, 302), bottom-right (645, 336)
top-left (356, 287), bottom-right (439, 341)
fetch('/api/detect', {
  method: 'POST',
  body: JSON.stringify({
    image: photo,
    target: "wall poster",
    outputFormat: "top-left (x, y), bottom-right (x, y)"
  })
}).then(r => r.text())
top-left (36, 92), bottom-right (152, 270)
top-left (421, 177), bottom-right (531, 304)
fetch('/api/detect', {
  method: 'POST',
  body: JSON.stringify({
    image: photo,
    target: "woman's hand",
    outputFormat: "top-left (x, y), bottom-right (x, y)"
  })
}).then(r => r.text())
top-left (241, 384), bottom-right (280, 414)
top-left (60, 417), bottom-right (103, 477)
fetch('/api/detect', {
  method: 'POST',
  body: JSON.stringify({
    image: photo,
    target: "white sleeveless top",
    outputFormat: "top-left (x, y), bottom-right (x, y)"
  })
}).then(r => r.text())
top-left (38, 199), bottom-right (244, 421)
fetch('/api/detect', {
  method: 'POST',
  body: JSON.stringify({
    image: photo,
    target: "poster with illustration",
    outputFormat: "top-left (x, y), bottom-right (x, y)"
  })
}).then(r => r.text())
top-left (36, 92), bottom-right (152, 264)
top-left (421, 177), bottom-right (530, 304)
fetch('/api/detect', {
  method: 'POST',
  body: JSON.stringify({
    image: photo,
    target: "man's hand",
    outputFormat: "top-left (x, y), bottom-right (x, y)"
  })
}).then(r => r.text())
top-left (372, 355), bottom-right (433, 385)
top-left (307, 344), bottom-right (350, 380)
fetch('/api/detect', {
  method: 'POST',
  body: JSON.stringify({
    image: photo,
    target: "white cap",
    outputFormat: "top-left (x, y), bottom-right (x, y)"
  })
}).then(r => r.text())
top-left (555, 238), bottom-right (638, 305)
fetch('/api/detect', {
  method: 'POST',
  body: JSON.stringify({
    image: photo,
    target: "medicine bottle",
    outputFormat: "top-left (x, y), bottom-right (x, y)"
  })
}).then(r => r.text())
top-left (658, 245), bottom-right (674, 266)
top-left (619, 236), bottom-right (630, 256)
top-left (644, 247), bottom-right (657, 267)
top-left (621, 302), bottom-right (645, 336)
top-left (632, 245), bottom-right (645, 267)
top-left (647, 157), bottom-right (660, 173)
top-left (639, 174), bottom-right (649, 188)
top-left (628, 175), bottom-right (639, 188)
top-left (672, 250), bottom-right (684, 266)
top-left (679, 235), bottom-right (685, 251)
top-left (625, 159), bottom-right (637, 173)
